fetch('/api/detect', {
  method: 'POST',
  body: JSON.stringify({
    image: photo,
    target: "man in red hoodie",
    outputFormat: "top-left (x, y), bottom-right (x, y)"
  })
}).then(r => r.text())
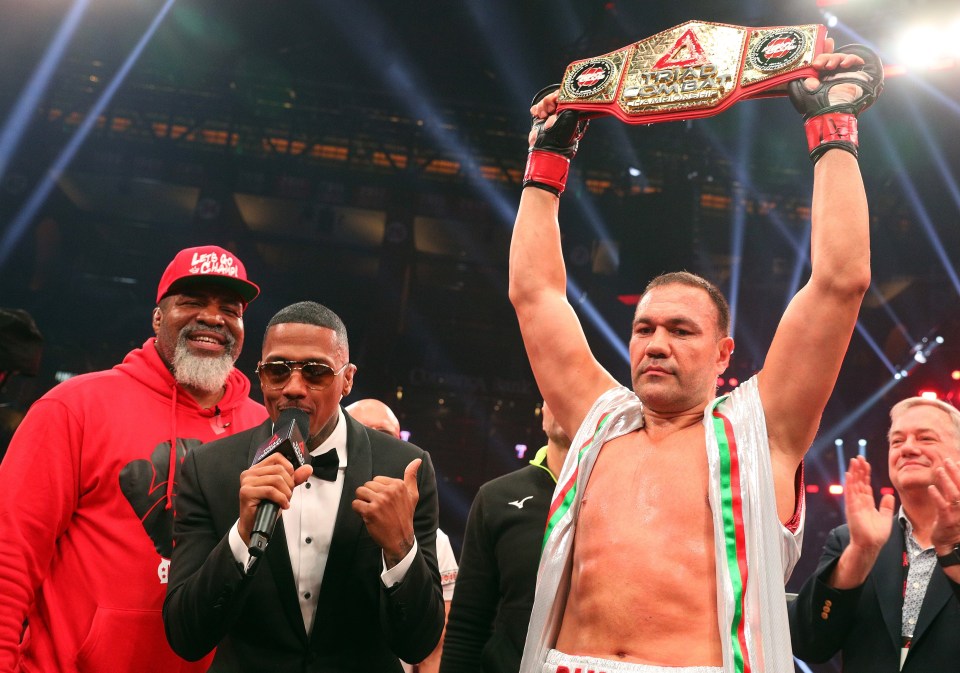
top-left (0, 245), bottom-right (268, 673)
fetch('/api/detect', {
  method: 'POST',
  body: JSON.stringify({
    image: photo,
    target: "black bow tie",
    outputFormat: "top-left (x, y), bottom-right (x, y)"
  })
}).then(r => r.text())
top-left (310, 448), bottom-right (339, 481)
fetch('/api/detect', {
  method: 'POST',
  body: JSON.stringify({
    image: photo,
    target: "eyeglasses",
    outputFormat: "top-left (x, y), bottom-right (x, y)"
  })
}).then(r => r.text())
top-left (255, 361), bottom-right (349, 390)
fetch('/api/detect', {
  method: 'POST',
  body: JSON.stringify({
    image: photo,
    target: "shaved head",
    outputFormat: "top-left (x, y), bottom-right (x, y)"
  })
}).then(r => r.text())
top-left (346, 398), bottom-right (401, 439)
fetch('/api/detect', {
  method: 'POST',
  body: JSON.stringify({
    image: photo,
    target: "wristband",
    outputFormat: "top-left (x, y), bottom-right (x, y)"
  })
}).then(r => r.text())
top-left (804, 113), bottom-right (859, 163)
top-left (523, 149), bottom-right (570, 196)
top-left (937, 544), bottom-right (960, 568)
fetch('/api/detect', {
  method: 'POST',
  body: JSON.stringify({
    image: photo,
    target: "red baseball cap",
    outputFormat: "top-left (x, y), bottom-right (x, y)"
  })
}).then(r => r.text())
top-left (156, 245), bottom-right (260, 305)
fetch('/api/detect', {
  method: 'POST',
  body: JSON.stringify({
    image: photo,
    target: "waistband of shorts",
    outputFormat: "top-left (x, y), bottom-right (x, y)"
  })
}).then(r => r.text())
top-left (542, 649), bottom-right (724, 673)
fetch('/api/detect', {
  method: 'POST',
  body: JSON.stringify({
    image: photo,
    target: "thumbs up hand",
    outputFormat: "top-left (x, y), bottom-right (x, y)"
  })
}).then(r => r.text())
top-left (352, 458), bottom-right (422, 568)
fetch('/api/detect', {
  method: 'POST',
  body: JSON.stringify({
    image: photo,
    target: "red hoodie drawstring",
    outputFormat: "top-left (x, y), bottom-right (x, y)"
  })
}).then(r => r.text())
top-left (165, 383), bottom-right (178, 510)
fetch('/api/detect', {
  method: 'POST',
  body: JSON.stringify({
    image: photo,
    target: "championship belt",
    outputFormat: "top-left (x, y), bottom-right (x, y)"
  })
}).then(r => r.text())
top-left (558, 21), bottom-right (826, 124)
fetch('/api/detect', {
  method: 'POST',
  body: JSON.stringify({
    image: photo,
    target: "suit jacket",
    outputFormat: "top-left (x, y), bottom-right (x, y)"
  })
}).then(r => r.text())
top-left (163, 413), bottom-right (445, 673)
top-left (789, 521), bottom-right (960, 672)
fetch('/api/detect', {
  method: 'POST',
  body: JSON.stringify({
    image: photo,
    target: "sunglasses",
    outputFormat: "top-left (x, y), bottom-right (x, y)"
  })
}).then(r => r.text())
top-left (255, 361), bottom-right (349, 390)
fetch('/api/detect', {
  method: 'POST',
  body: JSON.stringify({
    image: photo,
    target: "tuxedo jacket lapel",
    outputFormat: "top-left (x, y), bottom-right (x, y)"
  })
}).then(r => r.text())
top-left (243, 422), bottom-right (309, 644)
top-left (266, 518), bottom-right (309, 644)
top-left (311, 414), bottom-right (372, 639)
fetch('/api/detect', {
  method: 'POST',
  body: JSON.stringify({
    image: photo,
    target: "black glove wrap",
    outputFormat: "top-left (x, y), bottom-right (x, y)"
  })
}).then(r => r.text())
top-left (788, 44), bottom-right (883, 119)
top-left (523, 85), bottom-right (590, 195)
top-left (528, 84), bottom-right (589, 159)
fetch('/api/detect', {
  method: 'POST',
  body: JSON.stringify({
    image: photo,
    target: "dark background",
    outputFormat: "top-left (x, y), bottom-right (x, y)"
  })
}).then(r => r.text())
top-left (1, 2), bottom-right (959, 670)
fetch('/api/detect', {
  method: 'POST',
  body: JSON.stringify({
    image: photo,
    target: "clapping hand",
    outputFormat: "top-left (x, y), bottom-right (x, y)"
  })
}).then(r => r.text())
top-left (829, 456), bottom-right (896, 589)
top-left (845, 455), bottom-right (896, 553)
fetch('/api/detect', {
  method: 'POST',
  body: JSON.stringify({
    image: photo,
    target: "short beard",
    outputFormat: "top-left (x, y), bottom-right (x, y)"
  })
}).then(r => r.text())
top-left (171, 326), bottom-right (237, 393)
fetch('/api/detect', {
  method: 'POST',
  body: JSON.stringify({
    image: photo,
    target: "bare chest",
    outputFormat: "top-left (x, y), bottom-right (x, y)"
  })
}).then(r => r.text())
top-left (573, 428), bottom-right (718, 597)
top-left (579, 429), bottom-right (712, 537)
top-left (560, 427), bottom-right (722, 657)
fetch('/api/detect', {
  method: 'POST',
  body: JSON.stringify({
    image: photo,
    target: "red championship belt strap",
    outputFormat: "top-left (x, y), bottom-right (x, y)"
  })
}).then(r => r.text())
top-left (558, 21), bottom-right (827, 124)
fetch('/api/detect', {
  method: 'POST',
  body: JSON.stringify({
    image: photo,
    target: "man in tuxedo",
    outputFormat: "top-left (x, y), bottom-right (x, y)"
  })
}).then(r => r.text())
top-left (789, 397), bottom-right (960, 671)
top-left (164, 301), bottom-right (445, 672)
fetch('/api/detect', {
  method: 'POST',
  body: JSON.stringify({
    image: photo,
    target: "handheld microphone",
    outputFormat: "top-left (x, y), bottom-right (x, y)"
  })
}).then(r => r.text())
top-left (247, 408), bottom-right (310, 558)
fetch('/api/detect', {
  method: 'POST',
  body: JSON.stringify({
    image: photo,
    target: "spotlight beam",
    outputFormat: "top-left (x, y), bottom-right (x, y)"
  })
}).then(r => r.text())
top-left (855, 321), bottom-right (898, 375)
top-left (0, 0), bottom-right (90, 184)
top-left (697, 116), bottom-right (804, 281)
top-left (566, 173), bottom-right (617, 248)
top-left (809, 376), bottom-right (900, 459)
top-left (0, 0), bottom-right (177, 268)
top-left (726, 104), bottom-right (760, 339)
top-left (869, 285), bottom-right (915, 345)
top-left (325, 0), bottom-right (630, 357)
top-left (463, 0), bottom-right (538, 107)
top-left (807, 337), bottom-right (942, 464)
top-left (323, 0), bottom-right (515, 225)
top-left (727, 188), bottom-right (746, 339)
top-left (903, 96), bottom-right (960, 214)
top-left (697, 115), bottom-right (898, 385)
top-left (695, 118), bottom-right (829, 366)
top-left (695, 112), bottom-right (758, 339)
top-left (768, 208), bottom-right (902, 351)
top-left (567, 276), bottom-right (630, 365)
top-left (773, 219), bottom-right (810, 314)
top-left (835, 439), bottom-right (847, 488)
top-left (874, 108), bottom-right (960, 296)
top-left (462, 0), bottom-right (622, 248)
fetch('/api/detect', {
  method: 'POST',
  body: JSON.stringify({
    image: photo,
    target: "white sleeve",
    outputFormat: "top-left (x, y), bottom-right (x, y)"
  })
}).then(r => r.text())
top-left (436, 528), bottom-right (458, 601)
top-left (380, 539), bottom-right (419, 587)
top-left (228, 520), bottom-right (253, 572)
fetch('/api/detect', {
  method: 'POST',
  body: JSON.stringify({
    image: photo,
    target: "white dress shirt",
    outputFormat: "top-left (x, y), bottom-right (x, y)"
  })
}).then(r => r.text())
top-left (229, 408), bottom-right (417, 632)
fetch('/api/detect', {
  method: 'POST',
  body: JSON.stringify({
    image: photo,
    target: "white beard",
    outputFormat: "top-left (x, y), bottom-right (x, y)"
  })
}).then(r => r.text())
top-left (171, 338), bottom-right (235, 393)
